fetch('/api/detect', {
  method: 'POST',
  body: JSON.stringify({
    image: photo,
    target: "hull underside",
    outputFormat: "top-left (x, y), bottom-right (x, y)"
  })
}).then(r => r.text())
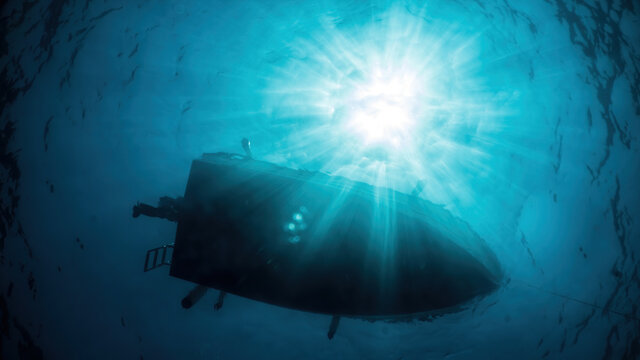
top-left (170, 153), bottom-right (502, 317)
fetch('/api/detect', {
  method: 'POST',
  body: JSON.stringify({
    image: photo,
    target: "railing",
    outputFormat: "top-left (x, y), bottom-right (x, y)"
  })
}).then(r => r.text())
top-left (144, 244), bottom-right (174, 272)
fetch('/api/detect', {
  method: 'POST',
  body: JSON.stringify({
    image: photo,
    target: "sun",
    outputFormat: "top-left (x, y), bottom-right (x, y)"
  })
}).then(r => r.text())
top-left (261, 4), bottom-right (502, 200)
top-left (343, 67), bottom-right (420, 148)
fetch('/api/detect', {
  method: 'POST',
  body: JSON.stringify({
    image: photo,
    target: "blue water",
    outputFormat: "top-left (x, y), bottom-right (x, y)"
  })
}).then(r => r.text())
top-left (1, 0), bottom-right (639, 359)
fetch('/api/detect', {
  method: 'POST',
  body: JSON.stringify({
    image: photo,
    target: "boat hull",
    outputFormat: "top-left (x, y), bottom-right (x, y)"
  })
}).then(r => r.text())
top-left (170, 153), bottom-right (501, 317)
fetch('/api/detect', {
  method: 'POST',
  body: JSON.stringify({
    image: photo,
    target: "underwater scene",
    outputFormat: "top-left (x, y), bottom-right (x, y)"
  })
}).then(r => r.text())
top-left (1, 0), bottom-right (639, 359)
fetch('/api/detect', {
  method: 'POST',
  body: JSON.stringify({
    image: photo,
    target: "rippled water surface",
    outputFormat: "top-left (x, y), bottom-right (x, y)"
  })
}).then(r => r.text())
top-left (1, 1), bottom-right (639, 359)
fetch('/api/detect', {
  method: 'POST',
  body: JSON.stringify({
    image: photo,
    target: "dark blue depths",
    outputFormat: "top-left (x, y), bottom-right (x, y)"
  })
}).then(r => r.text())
top-left (1, 0), bottom-right (639, 359)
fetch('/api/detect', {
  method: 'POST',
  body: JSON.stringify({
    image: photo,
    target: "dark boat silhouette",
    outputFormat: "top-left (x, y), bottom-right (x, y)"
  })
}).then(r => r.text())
top-left (137, 149), bottom-right (502, 338)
